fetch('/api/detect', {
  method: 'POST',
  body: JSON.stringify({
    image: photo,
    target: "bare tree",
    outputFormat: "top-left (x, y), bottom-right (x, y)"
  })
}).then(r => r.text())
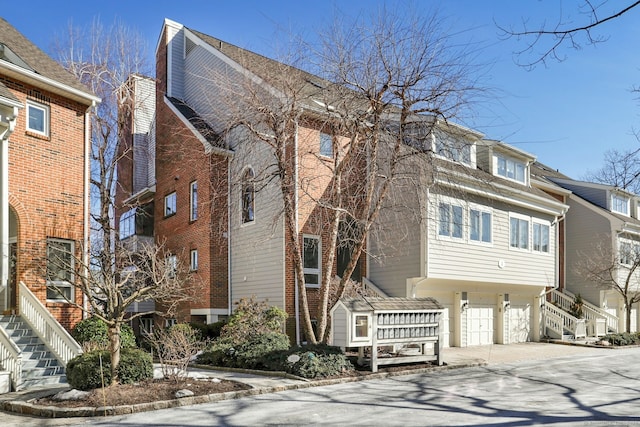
top-left (206, 7), bottom-right (485, 343)
top-left (498, 1), bottom-right (640, 68)
top-left (585, 145), bottom-right (640, 194)
top-left (48, 19), bottom-right (201, 384)
top-left (580, 239), bottom-right (640, 332)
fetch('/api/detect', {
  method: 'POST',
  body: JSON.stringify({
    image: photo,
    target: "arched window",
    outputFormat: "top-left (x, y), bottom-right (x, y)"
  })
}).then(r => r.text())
top-left (242, 168), bottom-right (255, 223)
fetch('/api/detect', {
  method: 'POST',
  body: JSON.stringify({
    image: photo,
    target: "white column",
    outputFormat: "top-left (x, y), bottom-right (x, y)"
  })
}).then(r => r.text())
top-left (0, 136), bottom-right (8, 312)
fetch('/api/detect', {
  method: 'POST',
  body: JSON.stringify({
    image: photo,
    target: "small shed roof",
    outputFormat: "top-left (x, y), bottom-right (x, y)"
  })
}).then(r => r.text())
top-left (340, 297), bottom-right (443, 312)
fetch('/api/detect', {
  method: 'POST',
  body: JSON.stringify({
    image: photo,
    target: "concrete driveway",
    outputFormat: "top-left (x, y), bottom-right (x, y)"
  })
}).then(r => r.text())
top-left (2, 343), bottom-right (638, 426)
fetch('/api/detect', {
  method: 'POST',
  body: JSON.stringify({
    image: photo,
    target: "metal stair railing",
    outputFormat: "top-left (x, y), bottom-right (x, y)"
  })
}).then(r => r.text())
top-left (18, 282), bottom-right (82, 366)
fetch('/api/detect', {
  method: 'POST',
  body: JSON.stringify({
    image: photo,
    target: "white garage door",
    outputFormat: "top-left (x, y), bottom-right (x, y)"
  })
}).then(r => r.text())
top-left (509, 304), bottom-right (531, 343)
top-left (467, 306), bottom-right (494, 346)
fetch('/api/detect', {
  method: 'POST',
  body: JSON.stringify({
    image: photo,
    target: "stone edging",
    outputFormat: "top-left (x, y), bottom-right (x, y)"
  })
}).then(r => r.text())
top-left (0, 362), bottom-right (485, 418)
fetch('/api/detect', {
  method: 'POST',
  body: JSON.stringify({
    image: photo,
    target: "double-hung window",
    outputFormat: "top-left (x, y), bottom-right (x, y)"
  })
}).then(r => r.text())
top-left (190, 181), bottom-right (198, 221)
top-left (496, 155), bottom-right (526, 184)
top-left (164, 192), bottom-right (176, 217)
top-left (611, 193), bottom-right (629, 215)
top-left (303, 235), bottom-right (321, 287)
top-left (26, 100), bottom-right (49, 137)
top-left (469, 207), bottom-right (492, 243)
top-left (166, 254), bottom-right (177, 278)
top-left (533, 222), bottom-right (550, 253)
top-left (509, 215), bottom-right (529, 250)
top-left (320, 132), bottom-right (333, 157)
top-left (190, 249), bottom-right (198, 271)
top-left (242, 168), bottom-right (255, 223)
top-left (46, 238), bottom-right (74, 301)
top-left (438, 202), bottom-right (463, 239)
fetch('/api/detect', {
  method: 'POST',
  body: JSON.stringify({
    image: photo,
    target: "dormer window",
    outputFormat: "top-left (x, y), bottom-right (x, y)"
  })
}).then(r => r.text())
top-left (434, 130), bottom-right (471, 165)
top-left (495, 154), bottom-right (526, 184)
top-left (611, 193), bottom-right (630, 216)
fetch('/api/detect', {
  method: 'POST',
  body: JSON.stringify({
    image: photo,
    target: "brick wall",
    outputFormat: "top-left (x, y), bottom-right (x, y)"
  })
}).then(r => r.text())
top-left (154, 26), bottom-right (229, 323)
top-left (3, 76), bottom-right (87, 330)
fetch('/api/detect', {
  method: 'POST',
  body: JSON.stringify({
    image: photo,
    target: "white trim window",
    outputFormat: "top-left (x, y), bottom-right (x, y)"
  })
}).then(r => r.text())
top-left (26, 100), bottom-right (49, 137)
top-left (242, 168), bottom-right (255, 223)
top-left (140, 317), bottom-right (154, 337)
top-left (46, 238), bottom-right (74, 301)
top-left (509, 214), bottom-right (529, 250)
top-left (320, 132), bottom-right (333, 157)
top-left (190, 181), bottom-right (198, 221)
top-left (495, 154), bottom-right (526, 184)
top-left (434, 130), bottom-right (471, 165)
top-left (611, 193), bottom-right (629, 216)
top-left (164, 192), bottom-right (176, 217)
top-left (619, 239), bottom-right (640, 266)
top-left (190, 249), bottom-right (198, 271)
top-left (438, 201), bottom-right (464, 239)
top-left (303, 235), bottom-right (321, 287)
top-left (166, 254), bottom-right (177, 278)
top-left (532, 221), bottom-right (550, 253)
top-left (469, 206), bottom-right (492, 243)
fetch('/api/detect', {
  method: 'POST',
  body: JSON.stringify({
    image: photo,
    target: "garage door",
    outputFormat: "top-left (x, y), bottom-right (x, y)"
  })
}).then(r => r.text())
top-left (467, 306), bottom-right (494, 346)
top-left (509, 304), bottom-right (531, 343)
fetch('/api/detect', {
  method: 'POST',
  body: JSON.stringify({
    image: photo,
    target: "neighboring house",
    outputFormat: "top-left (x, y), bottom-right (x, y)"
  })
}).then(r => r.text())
top-left (543, 175), bottom-right (640, 332)
top-left (118, 18), bottom-right (373, 342)
top-left (0, 17), bottom-right (99, 391)
top-left (368, 137), bottom-right (569, 347)
top-left (119, 18), bottom-right (585, 348)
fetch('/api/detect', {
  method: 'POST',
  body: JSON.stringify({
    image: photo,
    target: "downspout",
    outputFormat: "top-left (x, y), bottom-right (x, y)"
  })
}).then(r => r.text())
top-left (294, 120), bottom-right (300, 345)
top-left (83, 102), bottom-right (95, 317)
top-left (227, 157), bottom-right (232, 317)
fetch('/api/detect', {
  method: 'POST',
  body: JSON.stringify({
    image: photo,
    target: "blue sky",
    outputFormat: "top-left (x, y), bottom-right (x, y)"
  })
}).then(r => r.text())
top-left (4, 1), bottom-right (640, 179)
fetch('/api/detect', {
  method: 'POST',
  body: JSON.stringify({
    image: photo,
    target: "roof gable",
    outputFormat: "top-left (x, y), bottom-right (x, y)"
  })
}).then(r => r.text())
top-left (0, 18), bottom-right (97, 104)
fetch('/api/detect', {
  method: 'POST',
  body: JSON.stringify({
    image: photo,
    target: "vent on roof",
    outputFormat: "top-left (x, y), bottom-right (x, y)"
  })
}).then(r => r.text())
top-left (0, 43), bottom-right (34, 72)
top-left (185, 36), bottom-right (197, 57)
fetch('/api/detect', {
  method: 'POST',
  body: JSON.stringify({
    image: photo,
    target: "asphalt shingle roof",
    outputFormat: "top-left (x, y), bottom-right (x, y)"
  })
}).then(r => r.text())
top-left (0, 17), bottom-right (95, 99)
top-left (341, 297), bottom-right (444, 312)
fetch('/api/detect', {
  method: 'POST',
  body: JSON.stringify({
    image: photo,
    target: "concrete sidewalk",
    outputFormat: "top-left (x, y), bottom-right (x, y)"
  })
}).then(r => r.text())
top-left (0, 341), bottom-right (611, 418)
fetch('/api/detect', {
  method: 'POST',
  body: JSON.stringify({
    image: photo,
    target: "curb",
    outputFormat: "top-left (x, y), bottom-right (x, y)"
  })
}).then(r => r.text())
top-left (0, 361), bottom-right (485, 418)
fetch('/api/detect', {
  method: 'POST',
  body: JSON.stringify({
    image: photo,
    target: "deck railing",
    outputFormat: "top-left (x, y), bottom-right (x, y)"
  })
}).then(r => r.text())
top-left (559, 289), bottom-right (618, 334)
top-left (18, 282), bottom-right (82, 365)
top-left (545, 303), bottom-right (586, 339)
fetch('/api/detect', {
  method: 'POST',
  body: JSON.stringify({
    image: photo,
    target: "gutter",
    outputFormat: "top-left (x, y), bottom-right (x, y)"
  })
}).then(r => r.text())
top-left (0, 61), bottom-right (100, 106)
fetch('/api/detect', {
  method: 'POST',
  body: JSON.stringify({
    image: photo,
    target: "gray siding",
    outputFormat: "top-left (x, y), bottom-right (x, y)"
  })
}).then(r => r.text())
top-left (229, 129), bottom-right (286, 309)
top-left (368, 177), bottom-right (422, 297)
top-left (132, 77), bottom-right (156, 192)
top-left (426, 192), bottom-right (557, 287)
top-left (564, 195), bottom-right (612, 304)
top-left (331, 306), bottom-right (348, 348)
top-left (555, 181), bottom-right (608, 210)
top-left (166, 24), bottom-right (185, 100)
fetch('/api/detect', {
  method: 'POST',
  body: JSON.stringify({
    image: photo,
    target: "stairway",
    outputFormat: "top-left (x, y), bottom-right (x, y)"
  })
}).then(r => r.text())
top-left (0, 315), bottom-right (67, 390)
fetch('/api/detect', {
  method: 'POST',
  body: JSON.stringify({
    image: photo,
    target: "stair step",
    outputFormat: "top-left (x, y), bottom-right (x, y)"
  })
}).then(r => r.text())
top-left (22, 358), bottom-right (61, 369)
top-left (19, 375), bottom-right (67, 390)
top-left (23, 366), bottom-right (66, 378)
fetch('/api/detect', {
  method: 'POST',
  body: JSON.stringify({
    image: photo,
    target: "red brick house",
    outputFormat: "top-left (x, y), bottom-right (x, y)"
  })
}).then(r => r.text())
top-left (0, 18), bottom-right (99, 390)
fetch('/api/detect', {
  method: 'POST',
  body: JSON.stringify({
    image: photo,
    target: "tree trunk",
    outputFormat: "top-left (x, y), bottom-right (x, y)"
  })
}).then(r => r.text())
top-left (626, 302), bottom-right (632, 333)
top-left (108, 323), bottom-right (121, 385)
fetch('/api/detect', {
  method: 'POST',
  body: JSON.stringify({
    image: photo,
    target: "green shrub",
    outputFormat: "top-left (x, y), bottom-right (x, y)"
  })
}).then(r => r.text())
top-left (261, 344), bottom-right (354, 378)
top-left (66, 349), bottom-right (153, 390)
top-left (189, 320), bottom-right (226, 339)
top-left (221, 297), bottom-right (287, 342)
top-left (72, 317), bottom-right (136, 350)
top-left (198, 332), bottom-right (290, 369)
top-left (604, 332), bottom-right (640, 346)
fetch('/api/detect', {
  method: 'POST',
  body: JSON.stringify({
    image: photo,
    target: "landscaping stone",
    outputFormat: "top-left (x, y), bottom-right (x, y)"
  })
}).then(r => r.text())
top-left (51, 389), bottom-right (91, 401)
top-left (175, 389), bottom-right (194, 398)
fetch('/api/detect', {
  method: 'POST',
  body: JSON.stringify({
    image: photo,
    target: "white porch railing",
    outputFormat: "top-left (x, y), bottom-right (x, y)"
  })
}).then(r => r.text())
top-left (545, 303), bottom-right (586, 339)
top-left (18, 282), bottom-right (82, 366)
top-left (0, 324), bottom-right (21, 390)
top-left (560, 289), bottom-right (618, 334)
